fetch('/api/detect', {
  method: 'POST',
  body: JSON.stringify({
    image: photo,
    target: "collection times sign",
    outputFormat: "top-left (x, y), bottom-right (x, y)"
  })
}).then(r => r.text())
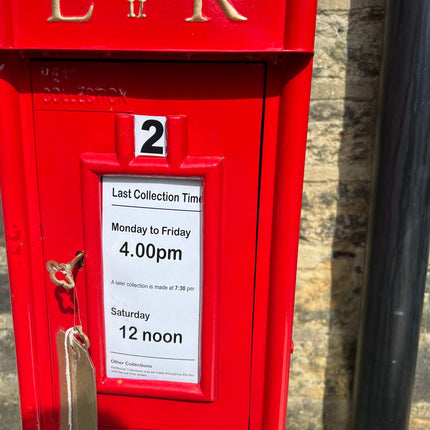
top-left (102, 176), bottom-right (202, 383)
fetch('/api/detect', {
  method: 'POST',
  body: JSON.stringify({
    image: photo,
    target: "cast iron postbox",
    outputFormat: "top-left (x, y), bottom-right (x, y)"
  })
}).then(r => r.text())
top-left (0, 1), bottom-right (317, 429)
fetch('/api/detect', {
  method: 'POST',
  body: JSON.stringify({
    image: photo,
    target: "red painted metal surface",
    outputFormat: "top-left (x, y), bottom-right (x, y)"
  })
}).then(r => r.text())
top-left (28, 60), bottom-right (264, 429)
top-left (263, 55), bottom-right (314, 430)
top-left (0, 1), bottom-right (317, 429)
top-left (81, 115), bottom-right (224, 402)
top-left (0, 0), bottom-right (316, 52)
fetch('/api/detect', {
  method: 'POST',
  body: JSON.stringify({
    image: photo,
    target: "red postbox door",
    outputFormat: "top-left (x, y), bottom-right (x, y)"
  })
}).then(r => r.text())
top-left (31, 60), bottom-right (264, 429)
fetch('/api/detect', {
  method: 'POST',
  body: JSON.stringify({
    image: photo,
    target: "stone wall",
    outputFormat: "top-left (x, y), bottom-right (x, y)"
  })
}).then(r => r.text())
top-left (288, 1), bottom-right (430, 429)
top-left (0, 2), bottom-right (429, 429)
top-left (0, 199), bottom-right (21, 429)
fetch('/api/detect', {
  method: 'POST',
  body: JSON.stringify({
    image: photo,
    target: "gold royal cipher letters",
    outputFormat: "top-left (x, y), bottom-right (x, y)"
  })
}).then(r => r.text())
top-left (47, 0), bottom-right (247, 22)
top-left (48, 0), bottom-right (94, 22)
top-left (186, 0), bottom-right (246, 21)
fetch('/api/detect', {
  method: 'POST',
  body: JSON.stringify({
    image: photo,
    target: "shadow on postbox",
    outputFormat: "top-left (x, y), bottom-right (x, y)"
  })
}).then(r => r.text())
top-left (0, 1), bottom-right (317, 429)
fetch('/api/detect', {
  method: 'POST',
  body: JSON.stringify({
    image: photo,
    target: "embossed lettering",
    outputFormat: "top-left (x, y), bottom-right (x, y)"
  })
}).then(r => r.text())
top-left (48, 0), bottom-right (94, 22)
top-left (46, 0), bottom-right (247, 24)
top-left (128, 0), bottom-right (146, 18)
top-left (186, 0), bottom-right (247, 22)
top-left (41, 87), bottom-right (127, 106)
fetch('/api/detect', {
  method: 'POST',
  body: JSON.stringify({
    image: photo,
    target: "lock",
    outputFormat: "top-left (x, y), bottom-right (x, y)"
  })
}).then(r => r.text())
top-left (0, 1), bottom-right (317, 429)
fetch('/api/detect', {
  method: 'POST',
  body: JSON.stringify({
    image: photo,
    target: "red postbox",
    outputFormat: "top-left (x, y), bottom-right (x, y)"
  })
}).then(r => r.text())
top-left (0, 1), bottom-right (317, 429)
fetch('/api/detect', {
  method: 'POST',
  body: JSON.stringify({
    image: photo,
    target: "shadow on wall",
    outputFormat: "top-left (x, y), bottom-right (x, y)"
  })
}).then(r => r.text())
top-left (323, 4), bottom-right (384, 430)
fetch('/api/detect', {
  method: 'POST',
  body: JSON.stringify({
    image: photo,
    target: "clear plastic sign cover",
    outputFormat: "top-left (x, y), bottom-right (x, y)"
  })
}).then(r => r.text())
top-left (102, 176), bottom-right (202, 383)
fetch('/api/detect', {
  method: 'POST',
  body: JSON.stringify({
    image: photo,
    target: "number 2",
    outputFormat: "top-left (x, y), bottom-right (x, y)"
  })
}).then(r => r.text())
top-left (140, 119), bottom-right (164, 154)
top-left (134, 115), bottom-right (167, 157)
